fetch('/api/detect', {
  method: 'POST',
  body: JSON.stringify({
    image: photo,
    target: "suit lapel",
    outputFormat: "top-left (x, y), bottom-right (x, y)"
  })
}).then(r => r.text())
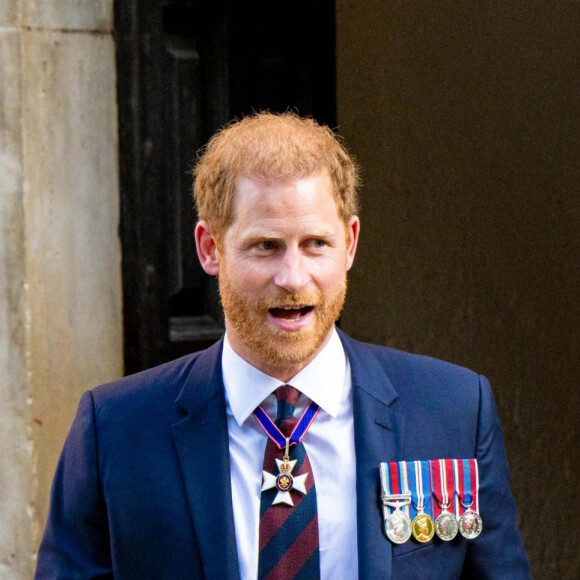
top-left (171, 340), bottom-right (240, 580)
top-left (339, 330), bottom-right (403, 580)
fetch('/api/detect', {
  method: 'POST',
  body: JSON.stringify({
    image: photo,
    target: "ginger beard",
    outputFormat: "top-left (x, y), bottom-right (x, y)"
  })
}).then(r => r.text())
top-left (219, 266), bottom-right (347, 370)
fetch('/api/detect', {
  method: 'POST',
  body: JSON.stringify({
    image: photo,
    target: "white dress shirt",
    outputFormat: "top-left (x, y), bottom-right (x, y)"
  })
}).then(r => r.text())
top-left (222, 327), bottom-right (359, 579)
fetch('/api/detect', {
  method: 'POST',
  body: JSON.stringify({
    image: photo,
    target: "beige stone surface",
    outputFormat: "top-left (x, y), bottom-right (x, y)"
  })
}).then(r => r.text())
top-left (0, 30), bottom-right (34, 579)
top-left (21, 0), bottom-right (112, 31)
top-left (21, 28), bottom-right (123, 549)
top-left (337, 1), bottom-right (580, 578)
top-left (0, 1), bottom-right (20, 27)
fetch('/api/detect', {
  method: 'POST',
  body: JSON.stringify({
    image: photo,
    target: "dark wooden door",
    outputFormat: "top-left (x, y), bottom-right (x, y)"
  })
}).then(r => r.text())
top-left (115, 0), bottom-right (336, 373)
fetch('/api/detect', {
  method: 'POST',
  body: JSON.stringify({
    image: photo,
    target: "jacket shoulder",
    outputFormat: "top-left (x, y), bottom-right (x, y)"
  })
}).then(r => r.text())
top-left (92, 352), bottom-right (201, 402)
top-left (89, 339), bottom-right (223, 422)
top-left (340, 330), bottom-right (480, 388)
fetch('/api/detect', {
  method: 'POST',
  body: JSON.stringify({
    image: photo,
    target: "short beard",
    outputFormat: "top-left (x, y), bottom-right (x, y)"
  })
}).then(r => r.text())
top-left (219, 273), bottom-right (347, 371)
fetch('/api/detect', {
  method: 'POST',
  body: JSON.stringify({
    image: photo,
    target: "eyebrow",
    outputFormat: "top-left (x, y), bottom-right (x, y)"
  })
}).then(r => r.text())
top-left (242, 228), bottom-right (337, 241)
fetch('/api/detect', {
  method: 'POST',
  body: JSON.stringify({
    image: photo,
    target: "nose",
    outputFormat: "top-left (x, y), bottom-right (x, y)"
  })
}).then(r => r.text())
top-left (273, 248), bottom-right (310, 293)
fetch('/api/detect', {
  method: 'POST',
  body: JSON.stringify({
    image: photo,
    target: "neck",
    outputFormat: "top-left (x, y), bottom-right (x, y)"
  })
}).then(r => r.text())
top-left (225, 328), bottom-right (334, 382)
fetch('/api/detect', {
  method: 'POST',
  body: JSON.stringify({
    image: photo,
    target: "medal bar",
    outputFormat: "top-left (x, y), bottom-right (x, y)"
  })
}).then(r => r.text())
top-left (379, 458), bottom-right (482, 546)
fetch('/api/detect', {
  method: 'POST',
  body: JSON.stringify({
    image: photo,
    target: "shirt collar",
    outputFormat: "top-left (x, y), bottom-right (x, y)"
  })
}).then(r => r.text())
top-left (222, 327), bottom-right (347, 426)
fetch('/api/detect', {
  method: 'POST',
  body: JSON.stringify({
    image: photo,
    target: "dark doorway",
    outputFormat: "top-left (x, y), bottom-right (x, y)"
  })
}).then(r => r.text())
top-left (115, 0), bottom-right (336, 374)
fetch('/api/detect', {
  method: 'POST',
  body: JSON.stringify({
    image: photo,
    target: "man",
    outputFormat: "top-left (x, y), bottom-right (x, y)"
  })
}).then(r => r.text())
top-left (36, 112), bottom-right (530, 579)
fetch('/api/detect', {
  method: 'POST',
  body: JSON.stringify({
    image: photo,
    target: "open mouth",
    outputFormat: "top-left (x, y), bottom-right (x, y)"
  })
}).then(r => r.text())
top-left (269, 305), bottom-right (314, 321)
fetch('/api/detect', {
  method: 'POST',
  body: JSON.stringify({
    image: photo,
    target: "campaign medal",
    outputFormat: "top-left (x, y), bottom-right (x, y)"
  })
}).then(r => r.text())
top-left (410, 460), bottom-right (435, 543)
top-left (454, 458), bottom-right (483, 539)
top-left (253, 400), bottom-right (320, 507)
top-left (431, 459), bottom-right (459, 541)
top-left (380, 462), bottom-right (412, 544)
top-left (386, 505), bottom-right (412, 544)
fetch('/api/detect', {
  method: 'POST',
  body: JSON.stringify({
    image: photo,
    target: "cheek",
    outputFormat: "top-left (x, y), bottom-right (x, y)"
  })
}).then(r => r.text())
top-left (234, 267), bottom-right (272, 293)
top-left (314, 261), bottom-right (348, 288)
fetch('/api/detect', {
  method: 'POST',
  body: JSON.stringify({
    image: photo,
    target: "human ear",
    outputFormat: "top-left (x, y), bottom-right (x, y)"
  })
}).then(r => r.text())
top-left (195, 220), bottom-right (220, 275)
top-left (345, 215), bottom-right (360, 271)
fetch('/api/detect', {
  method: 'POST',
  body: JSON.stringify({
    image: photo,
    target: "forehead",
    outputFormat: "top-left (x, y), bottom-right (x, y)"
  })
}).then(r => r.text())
top-left (229, 172), bottom-right (340, 226)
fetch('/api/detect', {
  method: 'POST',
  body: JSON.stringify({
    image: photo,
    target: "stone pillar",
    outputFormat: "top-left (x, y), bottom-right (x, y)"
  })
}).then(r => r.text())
top-left (0, 2), bottom-right (123, 577)
top-left (0, 4), bottom-right (30, 575)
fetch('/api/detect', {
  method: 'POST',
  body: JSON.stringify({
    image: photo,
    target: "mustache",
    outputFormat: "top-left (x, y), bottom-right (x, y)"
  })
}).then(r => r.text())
top-left (256, 291), bottom-right (324, 309)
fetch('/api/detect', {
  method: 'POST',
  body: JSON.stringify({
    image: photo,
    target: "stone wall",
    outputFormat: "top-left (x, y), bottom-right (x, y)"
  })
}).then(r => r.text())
top-left (337, 1), bottom-right (580, 578)
top-left (0, 2), bottom-right (123, 577)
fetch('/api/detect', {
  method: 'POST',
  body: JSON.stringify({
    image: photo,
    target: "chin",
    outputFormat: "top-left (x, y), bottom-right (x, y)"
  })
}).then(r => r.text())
top-left (250, 326), bottom-right (331, 369)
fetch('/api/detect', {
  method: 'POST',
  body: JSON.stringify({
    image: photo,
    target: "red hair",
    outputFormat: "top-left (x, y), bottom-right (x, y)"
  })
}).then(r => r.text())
top-left (193, 112), bottom-right (360, 243)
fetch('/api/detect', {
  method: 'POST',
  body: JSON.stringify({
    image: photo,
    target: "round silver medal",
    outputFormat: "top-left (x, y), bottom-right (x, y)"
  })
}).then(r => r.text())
top-left (385, 509), bottom-right (412, 544)
top-left (459, 509), bottom-right (483, 539)
top-left (435, 510), bottom-right (459, 541)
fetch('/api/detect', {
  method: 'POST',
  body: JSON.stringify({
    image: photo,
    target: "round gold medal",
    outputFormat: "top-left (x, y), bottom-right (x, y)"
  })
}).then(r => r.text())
top-left (411, 512), bottom-right (435, 543)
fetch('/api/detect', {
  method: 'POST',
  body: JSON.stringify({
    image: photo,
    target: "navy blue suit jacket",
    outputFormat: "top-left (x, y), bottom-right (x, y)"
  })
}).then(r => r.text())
top-left (36, 330), bottom-right (530, 579)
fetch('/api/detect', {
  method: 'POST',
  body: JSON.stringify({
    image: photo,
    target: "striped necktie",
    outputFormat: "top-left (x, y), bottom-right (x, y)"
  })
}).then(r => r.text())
top-left (258, 385), bottom-right (320, 579)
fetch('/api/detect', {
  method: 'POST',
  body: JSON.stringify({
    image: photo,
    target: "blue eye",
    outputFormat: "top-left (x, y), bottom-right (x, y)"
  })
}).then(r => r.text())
top-left (261, 241), bottom-right (276, 250)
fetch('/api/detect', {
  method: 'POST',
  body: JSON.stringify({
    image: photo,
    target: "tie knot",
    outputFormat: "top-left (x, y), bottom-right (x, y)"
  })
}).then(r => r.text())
top-left (274, 385), bottom-right (301, 424)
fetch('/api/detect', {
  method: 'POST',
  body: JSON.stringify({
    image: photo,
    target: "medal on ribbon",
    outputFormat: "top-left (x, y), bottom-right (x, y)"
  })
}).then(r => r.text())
top-left (253, 401), bottom-right (320, 506)
top-left (380, 462), bottom-right (412, 544)
top-left (409, 460), bottom-right (435, 543)
top-left (454, 458), bottom-right (483, 539)
top-left (431, 459), bottom-right (459, 541)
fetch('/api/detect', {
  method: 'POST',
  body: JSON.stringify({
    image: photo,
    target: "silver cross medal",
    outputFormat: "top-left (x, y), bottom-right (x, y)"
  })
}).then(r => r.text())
top-left (261, 437), bottom-right (309, 506)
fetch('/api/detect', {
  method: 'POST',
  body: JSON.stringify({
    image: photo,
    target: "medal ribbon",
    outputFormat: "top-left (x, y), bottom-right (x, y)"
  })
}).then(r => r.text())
top-left (454, 458), bottom-right (479, 514)
top-left (397, 461), bottom-right (411, 518)
top-left (408, 460), bottom-right (433, 520)
top-left (253, 400), bottom-right (320, 450)
top-left (430, 459), bottom-right (457, 518)
top-left (379, 461), bottom-right (411, 518)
